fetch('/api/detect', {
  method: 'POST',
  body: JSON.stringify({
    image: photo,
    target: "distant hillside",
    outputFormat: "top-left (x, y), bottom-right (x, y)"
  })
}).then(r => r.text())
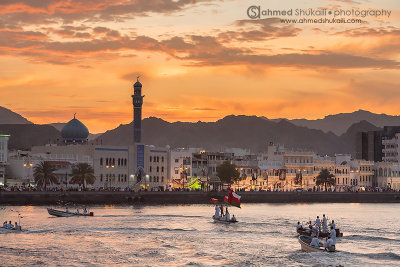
top-left (289, 109), bottom-right (400, 135)
top-left (95, 115), bottom-right (372, 155)
top-left (0, 124), bottom-right (61, 150)
top-left (0, 106), bottom-right (32, 124)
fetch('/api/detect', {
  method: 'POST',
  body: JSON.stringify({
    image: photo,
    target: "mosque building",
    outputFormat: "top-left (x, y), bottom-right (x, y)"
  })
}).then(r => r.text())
top-left (19, 79), bottom-right (170, 191)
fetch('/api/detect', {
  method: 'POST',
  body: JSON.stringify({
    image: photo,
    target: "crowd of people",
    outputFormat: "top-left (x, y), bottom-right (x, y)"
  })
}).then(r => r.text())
top-left (297, 214), bottom-right (337, 251)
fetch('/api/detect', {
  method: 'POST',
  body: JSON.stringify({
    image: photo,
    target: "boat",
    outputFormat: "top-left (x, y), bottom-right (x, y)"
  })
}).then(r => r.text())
top-left (47, 208), bottom-right (94, 217)
top-left (297, 228), bottom-right (343, 238)
top-left (212, 216), bottom-right (238, 224)
top-left (0, 227), bottom-right (22, 233)
top-left (298, 235), bottom-right (335, 252)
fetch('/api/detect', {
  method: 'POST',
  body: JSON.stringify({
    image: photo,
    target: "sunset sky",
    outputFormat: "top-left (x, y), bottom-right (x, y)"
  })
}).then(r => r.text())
top-left (0, 0), bottom-right (399, 133)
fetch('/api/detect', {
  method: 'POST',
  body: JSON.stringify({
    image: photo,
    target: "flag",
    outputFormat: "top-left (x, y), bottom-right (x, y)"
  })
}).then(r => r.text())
top-left (229, 191), bottom-right (241, 208)
top-left (224, 195), bottom-right (229, 204)
top-left (210, 198), bottom-right (219, 205)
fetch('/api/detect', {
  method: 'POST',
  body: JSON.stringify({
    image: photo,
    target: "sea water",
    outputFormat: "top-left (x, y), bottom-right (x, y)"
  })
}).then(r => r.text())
top-left (0, 203), bottom-right (399, 266)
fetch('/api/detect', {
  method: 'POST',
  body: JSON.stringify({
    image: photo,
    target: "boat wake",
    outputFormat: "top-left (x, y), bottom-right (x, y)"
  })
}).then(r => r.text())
top-left (343, 234), bottom-right (400, 243)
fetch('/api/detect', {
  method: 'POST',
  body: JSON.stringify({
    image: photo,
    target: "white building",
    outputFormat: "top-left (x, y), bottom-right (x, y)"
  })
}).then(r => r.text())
top-left (374, 162), bottom-right (400, 190)
top-left (170, 148), bottom-right (200, 188)
top-left (0, 134), bottom-right (10, 186)
top-left (382, 133), bottom-right (400, 162)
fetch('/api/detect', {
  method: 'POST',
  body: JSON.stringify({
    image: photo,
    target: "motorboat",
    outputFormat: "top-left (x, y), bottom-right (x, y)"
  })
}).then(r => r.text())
top-left (298, 235), bottom-right (335, 252)
top-left (47, 208), bottom-right (93, 217)
top-left (0, 226), bottom-right (22, 233)
top-left (212, 216), bottom-right (238, 224)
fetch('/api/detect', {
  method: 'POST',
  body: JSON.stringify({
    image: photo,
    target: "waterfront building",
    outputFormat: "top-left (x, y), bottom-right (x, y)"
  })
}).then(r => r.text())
top-left (0, 134), bottom-right (10, 186)
top-left (374, 162), bottom-right (400, 190)
top-left (382, 133), bottom-right (400, 162)
top-left (170, 148), bottom-right (201, 188)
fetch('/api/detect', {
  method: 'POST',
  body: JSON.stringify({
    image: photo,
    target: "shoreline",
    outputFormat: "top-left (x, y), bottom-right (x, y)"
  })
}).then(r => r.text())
top-left (1, 191), bottom-right (400, 205)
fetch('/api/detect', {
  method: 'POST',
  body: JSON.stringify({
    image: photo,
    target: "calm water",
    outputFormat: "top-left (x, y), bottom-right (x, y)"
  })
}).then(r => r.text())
top-left (1, 203), bottom-right (400, 266)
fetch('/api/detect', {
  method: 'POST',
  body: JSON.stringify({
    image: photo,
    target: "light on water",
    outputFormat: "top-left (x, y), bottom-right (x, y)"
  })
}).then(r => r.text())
top-left (1, 204), bottom-right (400, 266)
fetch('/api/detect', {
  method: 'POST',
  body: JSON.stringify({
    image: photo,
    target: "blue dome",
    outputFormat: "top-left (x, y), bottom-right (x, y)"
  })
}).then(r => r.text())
top-left (61, 117), bottom-right (89, 143)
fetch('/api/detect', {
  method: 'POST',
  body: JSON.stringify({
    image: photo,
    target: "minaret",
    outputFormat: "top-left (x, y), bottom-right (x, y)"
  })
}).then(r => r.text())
top-left (132, 77), bottom-right (144, 143)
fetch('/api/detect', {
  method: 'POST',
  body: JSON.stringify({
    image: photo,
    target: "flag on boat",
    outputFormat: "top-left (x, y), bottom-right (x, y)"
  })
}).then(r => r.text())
top-left (224, 195), bottom-right (229, 204)
top-left (210, 198), bottom-right (219, 204)
top-left (228, 190), bottom-right (241, 208)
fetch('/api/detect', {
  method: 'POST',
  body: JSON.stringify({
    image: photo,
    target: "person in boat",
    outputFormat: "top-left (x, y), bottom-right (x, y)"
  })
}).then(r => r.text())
top-left (231, 214), bottom-right (237, 222)
top-left (329, 220), bottom-right (336, 229)
top-left (329, 226), bottom-right (337, 244)
top-left (323, 237), bottom-right (335, 251)
top-left (83, 208), bottom-right (87, 215)
top-left (296, 222), bottom-right (304, 231)
top-left (66, 207), bottom-right (70, 213)
top-left (322, 214), bottom-right (328, 233)
top-left (76, 209), bottom-right (80, 214)
top-left (7, 221), bottom-right (14, 229)
top-left (13, 222), bottom-right (21, 231)
top-left (3, 221), bottom-right (7, 228)
top-left (214, 205), bottom-right (220, 219)
top-left (315, 216), bottom-right (321, 230)
top-left (311, 224), bottom-right (319, 238)
top-left (310, 236), bottom-right (320, 248)
top-left (225, 207), bottom-right (230, 222)
top-left (219, 205), bottom-right (224, 217)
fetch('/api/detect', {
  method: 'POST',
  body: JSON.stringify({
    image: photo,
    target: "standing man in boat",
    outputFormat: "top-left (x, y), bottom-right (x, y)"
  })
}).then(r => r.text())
top-left (329, 220), bottom-right (336, 229)
top-left (296, 222), bottom-right (304, 231)
top-left (329, 226), bottom-right (337, 244)
top-left (315, 216), bottom-right (321, 231)
top-left (322, 214), bottom-right (328, 233)
top-left (225, 207), bottom-right (230, 222)
top-left (214, 205), bottom-right (220, 219)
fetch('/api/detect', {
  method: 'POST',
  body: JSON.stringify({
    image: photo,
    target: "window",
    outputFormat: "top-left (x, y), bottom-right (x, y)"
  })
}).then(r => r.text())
top-left (150, 166), bottom-right (152, 172)
top-left (162, 157), bottom-right (164, 162)
top-left (157, 166), bottom-right (159, 172)
top-left (124, 159), bottom-right (127, 166)
top-left (175, 159), bottom-right (179, 163)
top-left (162, 176), bottom-right (164, 182)
top-left (100, 158), bottom-right (103, 166)
top-left (175, 170), bottom-right (179, 174)
top-left (161, 166), bottom-right (164, 172)
top-left (100, 174), bottom-right (103, 182)
top-left (106, 158), bottom-right (109, 165)
top-left (150, 156), bottom-right (152, 162)
top-left (149, 176), bottom-right (152, 182)
top-left (118, 158), bottom-right (121, 166)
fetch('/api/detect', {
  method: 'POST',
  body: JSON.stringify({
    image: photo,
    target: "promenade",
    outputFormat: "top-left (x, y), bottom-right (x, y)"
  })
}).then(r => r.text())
top-left (1, 191), bottom-right (400, 205)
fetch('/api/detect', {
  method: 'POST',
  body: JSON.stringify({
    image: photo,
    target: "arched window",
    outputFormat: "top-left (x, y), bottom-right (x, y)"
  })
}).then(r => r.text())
top-left (118, 158), bottom-right (120, 166)
top-left (161, 166), bottom-right (164, 172)
top-left (124, 158), bottom-right (127, 166)
top-left (106, 158), bottom-right (109, 166)
top-left (100, 158), bottom-right (103, 166)
top-left (388, 168), bottom-right (392, 177)
top-left (150, 156), bottom-right (152, 162)
top-left (384, 168), bottom-right (387, 177)
top-left (157, 166), bottom-right (159, 172)
top-left (161, 156), bottom-right (164, 162)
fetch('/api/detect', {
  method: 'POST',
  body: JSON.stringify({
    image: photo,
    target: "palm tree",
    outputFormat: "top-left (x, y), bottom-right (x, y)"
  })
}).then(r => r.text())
top-left (316, 168), bottom-right (336, 191)
top-left (70, 163), bottom-right (95, 189)
top-left (33, 161), bottom-right (58, 191)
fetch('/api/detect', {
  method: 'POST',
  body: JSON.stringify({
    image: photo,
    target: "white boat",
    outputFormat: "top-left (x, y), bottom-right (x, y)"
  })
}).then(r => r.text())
top-left (212, 216), bottom-right (238, 224)
top-left (298, 235), bottom-right (335, 252)
top-left (47, 208), bottom-right (93, 217)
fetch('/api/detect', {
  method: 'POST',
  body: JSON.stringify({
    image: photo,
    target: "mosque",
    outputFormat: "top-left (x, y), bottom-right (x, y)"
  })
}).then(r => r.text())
top-left (26, 79), bottom-right (170, 190)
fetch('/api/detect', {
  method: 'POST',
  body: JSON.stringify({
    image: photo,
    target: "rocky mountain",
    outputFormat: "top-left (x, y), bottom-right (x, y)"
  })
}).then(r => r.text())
top-left (288, 109), bottom-right (400, 135)
top-left (0, 124), bottom-right (61, 150)
top-left (0, 106), bottom-right (32, 124)
top-left (95, 115), bottom-right (380, 156)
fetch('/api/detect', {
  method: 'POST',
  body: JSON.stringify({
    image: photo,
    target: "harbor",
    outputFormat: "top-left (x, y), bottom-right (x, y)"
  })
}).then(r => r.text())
top-left (1, 203), bottom-right (399, 266)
